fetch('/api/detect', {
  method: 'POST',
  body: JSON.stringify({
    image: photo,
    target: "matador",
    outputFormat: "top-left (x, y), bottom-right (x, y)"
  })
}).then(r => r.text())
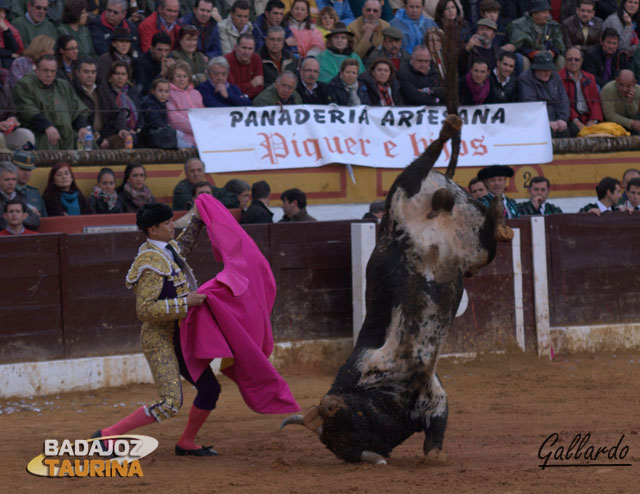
top-left (93, 202), bottom-right (219, 456)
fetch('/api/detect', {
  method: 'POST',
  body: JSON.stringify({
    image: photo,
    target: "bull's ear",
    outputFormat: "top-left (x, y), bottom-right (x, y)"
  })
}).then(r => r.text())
top-left (428, 188), bottom-right (456, 218)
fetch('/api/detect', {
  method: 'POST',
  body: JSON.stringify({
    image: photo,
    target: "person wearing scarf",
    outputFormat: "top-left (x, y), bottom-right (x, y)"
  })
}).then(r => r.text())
top-left (459, 59), bottom-right (490, 105)
top-left (328, 58), bottom-right (362, 105)
top-left (42, 162), bottom-right (93, 216)
top-left (357, 57), bottom-right (404, 106)
top-left (317, 23), bottom-right (365, 83)
top-left (90, 167), bottom-right (124, 214)
top-left (106, 61), bottom-right (140, 135)
top-left (117, 163), bottom-right (156, 213)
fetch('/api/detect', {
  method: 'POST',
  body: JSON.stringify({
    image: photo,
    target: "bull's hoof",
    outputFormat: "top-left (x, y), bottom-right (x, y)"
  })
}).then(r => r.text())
top-left (422, 449), bottom-right (447, 466)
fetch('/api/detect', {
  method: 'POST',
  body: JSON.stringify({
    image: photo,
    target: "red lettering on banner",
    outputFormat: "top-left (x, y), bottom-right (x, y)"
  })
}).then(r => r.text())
top-left (409, 133), bottom-right (428, 156)
top-left (303, 138), bottom-right (322, 160)
top-left (258, 132), bottom-right (289, 165)
top-left (384, 140), bottom-right (397, 158)
top-left (291, 137), bottom-right (303, 157)
top-left (344, 137), bottom-right (357, 155)
top-left (359, 138), bottom-right (371, 156)
top-left (323, 137), bottom-right (344, 154)
top-left (460, 140), bottom-right (468, 156)
top-left (471, 136), bottom-right (488, 155)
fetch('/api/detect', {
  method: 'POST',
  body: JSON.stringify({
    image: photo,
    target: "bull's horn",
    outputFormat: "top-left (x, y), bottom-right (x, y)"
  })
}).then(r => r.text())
top-left (495, 223), bottom-right (514, 242)
top-left (361, 451), bottom-right (387, 465)
top-left (279, 406), bottom-right (324, 435)
top-left (279, 415), bottom-right (305, 430)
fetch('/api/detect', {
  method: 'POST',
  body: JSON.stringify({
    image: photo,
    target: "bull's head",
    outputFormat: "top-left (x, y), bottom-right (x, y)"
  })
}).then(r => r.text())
top-left (280, 395), bottom-right (392, 465)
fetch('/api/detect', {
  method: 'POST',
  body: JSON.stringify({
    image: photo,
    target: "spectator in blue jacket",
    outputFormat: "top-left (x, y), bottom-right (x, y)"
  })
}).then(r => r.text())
top-left (178, 0), bottom-right (221, 58)
top-left (197, 56), bottom-right (251, 106)
top-left (390, 0), bottom-right (437, 55)
top-left (316, 0), bottom-right (356, 26)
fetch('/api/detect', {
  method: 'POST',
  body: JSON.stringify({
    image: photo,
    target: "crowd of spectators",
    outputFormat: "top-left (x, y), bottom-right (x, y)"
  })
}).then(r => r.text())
top-left (1, 148), bottom-right (637, 236)
top-left (1, 0), bottom-right (640, 234)
top-left (469, 164), bottom-right (640, 219)
top-left (0, 0), bottom-right (638, 153)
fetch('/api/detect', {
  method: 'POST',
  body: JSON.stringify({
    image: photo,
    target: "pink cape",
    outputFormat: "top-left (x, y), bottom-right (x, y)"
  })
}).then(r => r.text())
top-left (180, 195), bottom-right (300, 414)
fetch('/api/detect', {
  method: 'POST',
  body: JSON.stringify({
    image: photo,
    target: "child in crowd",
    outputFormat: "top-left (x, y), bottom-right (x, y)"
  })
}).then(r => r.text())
top-left (140, 78), bottom-right (177, 149)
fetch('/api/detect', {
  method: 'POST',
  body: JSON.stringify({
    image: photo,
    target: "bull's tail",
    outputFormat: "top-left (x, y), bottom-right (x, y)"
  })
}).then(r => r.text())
top-left (387, 115), bottom-right (462, 201)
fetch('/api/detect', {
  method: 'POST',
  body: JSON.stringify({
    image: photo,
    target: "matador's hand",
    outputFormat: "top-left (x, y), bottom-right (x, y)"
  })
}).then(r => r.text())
top-left (187, 292), bottom-right (207, 307)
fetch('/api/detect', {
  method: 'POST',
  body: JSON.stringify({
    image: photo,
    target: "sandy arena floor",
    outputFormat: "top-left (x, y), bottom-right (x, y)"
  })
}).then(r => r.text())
top-left (1, 351), bottom-right (639, 493)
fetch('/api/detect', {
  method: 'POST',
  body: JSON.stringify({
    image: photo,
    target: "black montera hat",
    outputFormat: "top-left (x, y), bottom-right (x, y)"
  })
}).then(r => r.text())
top-left (136, 203), bottom-right (173, 231)
top-left (477, 165), bottom-right (514, 180)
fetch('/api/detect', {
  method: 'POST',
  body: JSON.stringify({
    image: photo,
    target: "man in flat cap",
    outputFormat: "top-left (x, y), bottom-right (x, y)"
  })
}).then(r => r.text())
top-left (12, 150), bottom-right (46, 217)
top-left (365, 26), bottom-right (409, 69)
top-left (477, 165), bottom-right (520, 218)
top-left (509, 0), bottom-right (565, 69)
top-left (94, 203), bottom-right (222, 457)
top-left (518, 51), bottom-right (570, 138)
top-left (460, 18), bottom-right (501, 73)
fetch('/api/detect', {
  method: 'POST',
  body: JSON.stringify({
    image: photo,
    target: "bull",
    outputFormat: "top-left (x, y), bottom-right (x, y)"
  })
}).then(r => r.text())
top-left (280, 115), bottom-right (513, 465)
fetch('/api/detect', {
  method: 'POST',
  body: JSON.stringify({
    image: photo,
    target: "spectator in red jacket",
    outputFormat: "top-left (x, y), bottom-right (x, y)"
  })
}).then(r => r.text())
top-left (224, 32), bottom-right (264, 99)
top-left (559, 45), bottom-right (603, 136)
top-left (138, 0), bottom-right (182, 53)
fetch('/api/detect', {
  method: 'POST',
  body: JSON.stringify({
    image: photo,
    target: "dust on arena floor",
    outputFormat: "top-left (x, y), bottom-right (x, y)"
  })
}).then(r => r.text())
top-left (2, 350), bottom-right (639, 493)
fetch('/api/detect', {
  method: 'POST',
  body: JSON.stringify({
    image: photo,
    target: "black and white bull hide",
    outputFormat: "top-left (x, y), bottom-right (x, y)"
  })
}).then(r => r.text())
top-left (280, 115), bottom-right (513, 465)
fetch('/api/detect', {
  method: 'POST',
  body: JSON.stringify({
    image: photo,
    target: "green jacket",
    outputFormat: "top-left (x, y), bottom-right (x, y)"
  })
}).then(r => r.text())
top-left (479, 192), bottom-right (520, 219)
top-left (13, 73), bottom-right (89, 150)
top-left (252, 84), bottom-right (302, 106)
top-left (579, 202), bottom-right (619, 213)
top-left (170, 49), bottom-right (208, 85)
top-left (509, 13), bottom-right (564, 59)
top-left (57, 24), bottom-right (97, 58)
top-left (601, 80), bottom-right (640, 130)
top-left (12, 15), bottom-right (58, 48)
top-left (518, 200), bottom-right (562, 216)
top-left (316, 49), bottom-right (365, 84)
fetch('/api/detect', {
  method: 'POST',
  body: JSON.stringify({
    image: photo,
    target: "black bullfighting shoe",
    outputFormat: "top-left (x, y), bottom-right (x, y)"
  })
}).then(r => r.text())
top-left (175, 445), bottom-right (219, 457)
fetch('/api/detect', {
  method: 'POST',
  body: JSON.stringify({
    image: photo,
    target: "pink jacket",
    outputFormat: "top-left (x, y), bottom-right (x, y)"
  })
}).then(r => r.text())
top-left (290, 25), bottom-right (326, 57)
top-left (180, 195), bottom-right (300, 414)
top-left (167, 82), bottom-right (204, 147)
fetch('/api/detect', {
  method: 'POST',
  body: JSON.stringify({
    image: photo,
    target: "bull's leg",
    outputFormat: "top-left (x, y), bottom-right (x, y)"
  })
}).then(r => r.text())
top-left (421, 373), bottom-right (448, 465)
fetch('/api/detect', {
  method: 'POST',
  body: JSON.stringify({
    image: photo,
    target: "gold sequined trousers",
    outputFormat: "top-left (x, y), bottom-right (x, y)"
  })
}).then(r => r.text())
top-left (141, 324), bottom-right (183, 421)
top-left (141, 322), bottom-right (221, 422)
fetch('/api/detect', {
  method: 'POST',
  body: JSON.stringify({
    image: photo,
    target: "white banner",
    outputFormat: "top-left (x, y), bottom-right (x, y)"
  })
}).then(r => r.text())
top-left (189, 102), bottom-right (552, 173)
